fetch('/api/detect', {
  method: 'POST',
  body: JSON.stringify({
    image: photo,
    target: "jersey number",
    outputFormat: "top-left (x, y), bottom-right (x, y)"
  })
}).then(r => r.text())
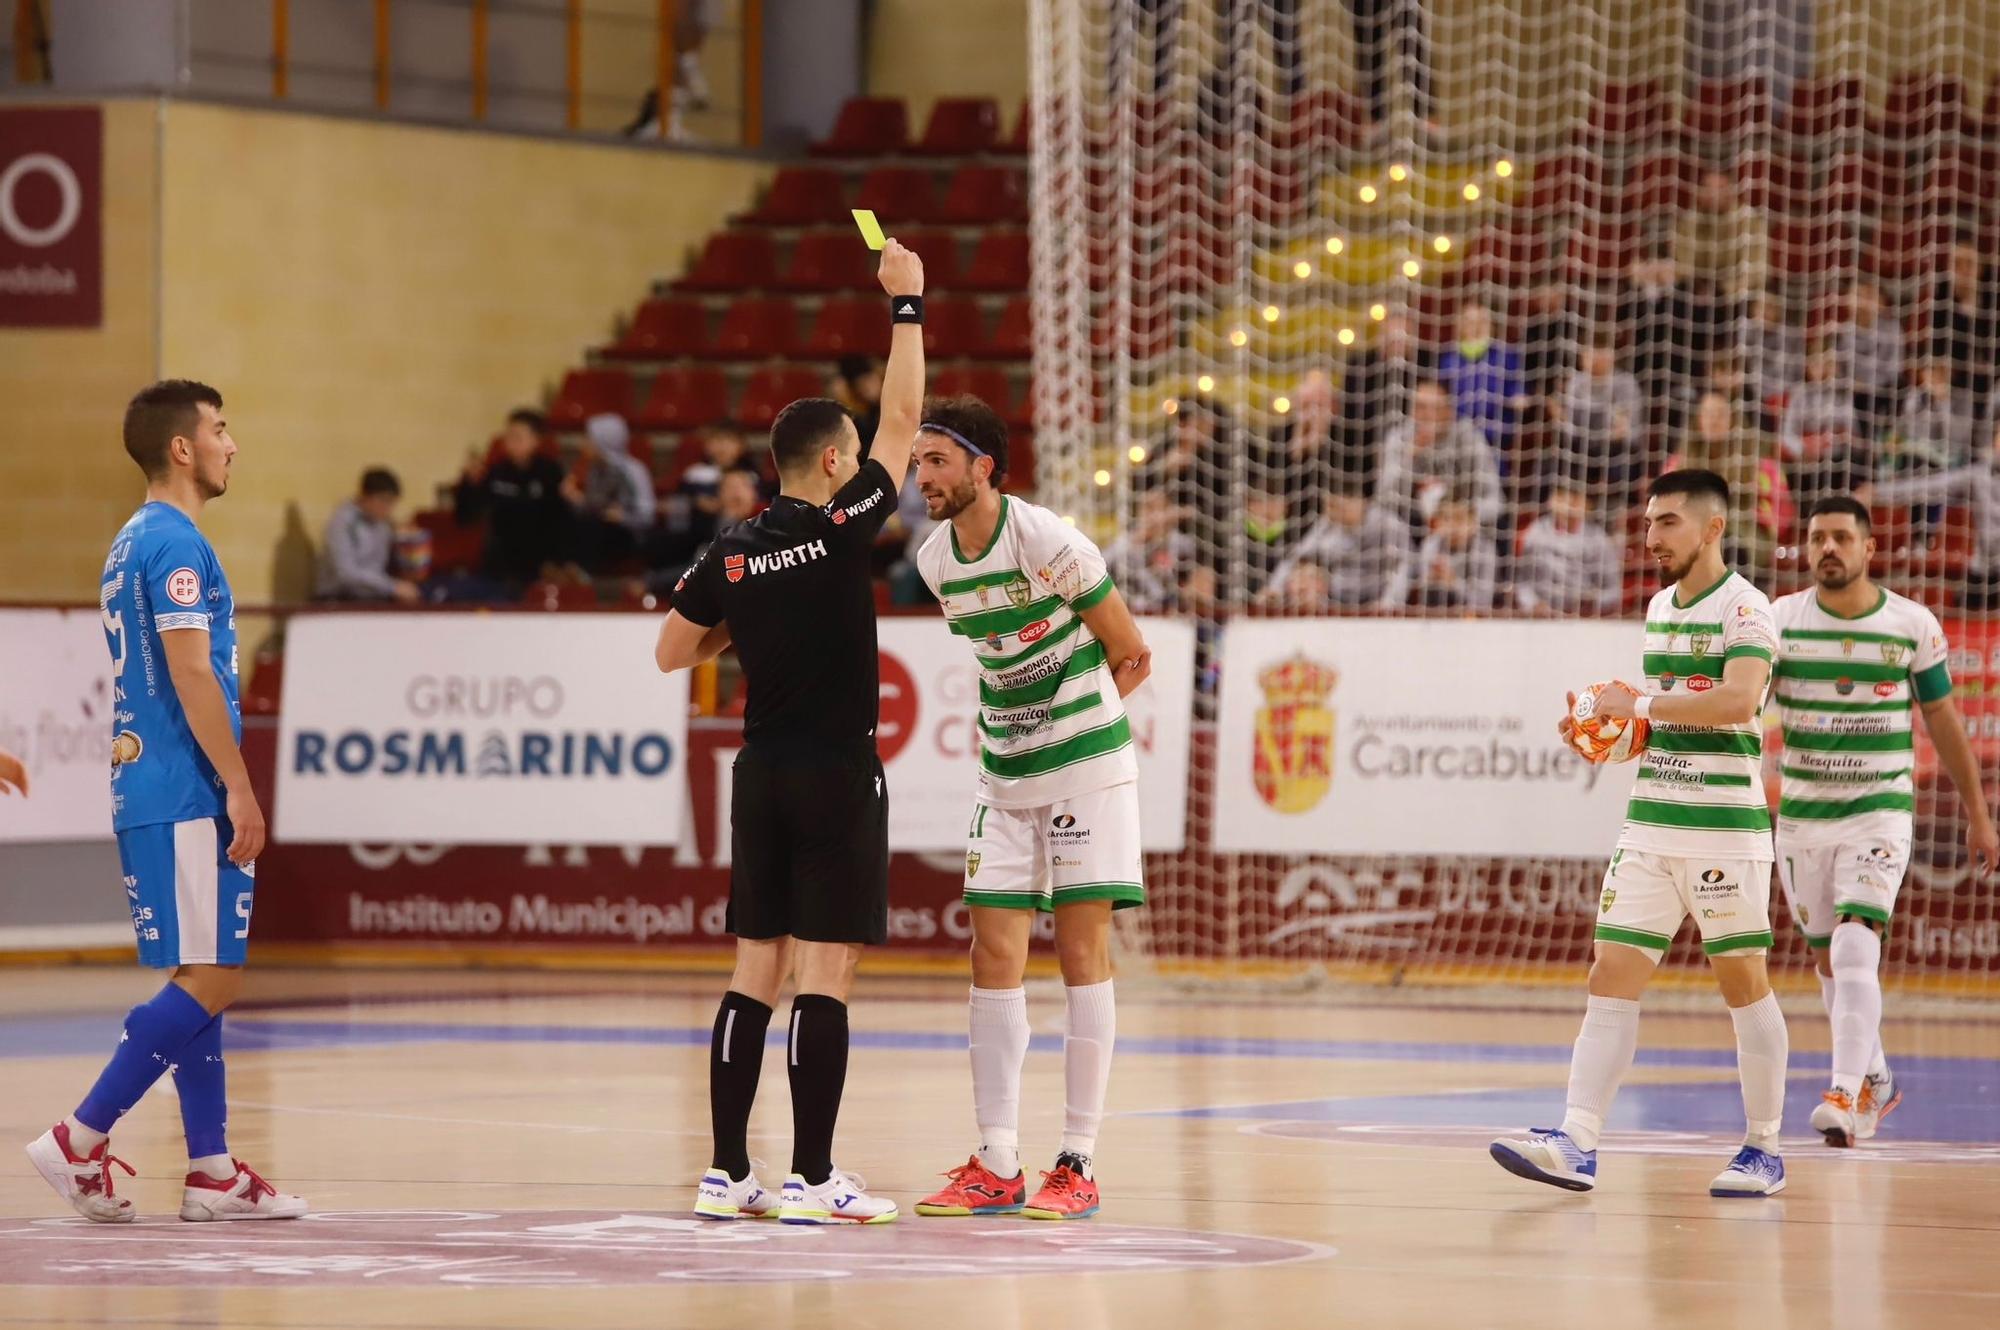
top-left (102, 604), bottom-right (128, 674)
top-left (233, 892), bottom-right (254, 940)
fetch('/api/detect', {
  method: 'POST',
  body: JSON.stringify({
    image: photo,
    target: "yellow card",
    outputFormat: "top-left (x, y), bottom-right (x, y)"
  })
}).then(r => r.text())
top-left (851, 208), bottom-right (887, 251)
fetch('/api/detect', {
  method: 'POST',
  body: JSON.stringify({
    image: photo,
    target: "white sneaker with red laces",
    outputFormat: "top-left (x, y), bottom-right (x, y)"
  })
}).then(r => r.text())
top-left (25, 1123), bottom-right (135, 1224)
top-left (180, 1160), bottom-right (309, 1222)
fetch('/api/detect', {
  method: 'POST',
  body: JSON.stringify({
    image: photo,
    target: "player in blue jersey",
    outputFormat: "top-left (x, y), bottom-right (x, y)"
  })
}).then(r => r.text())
top-left (25, 380), bottom-right (306, 1224)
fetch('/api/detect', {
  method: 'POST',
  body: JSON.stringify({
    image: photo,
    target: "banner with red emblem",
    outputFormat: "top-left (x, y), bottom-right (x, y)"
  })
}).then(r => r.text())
top-left (1212, 619), bottom-right (1640, 856)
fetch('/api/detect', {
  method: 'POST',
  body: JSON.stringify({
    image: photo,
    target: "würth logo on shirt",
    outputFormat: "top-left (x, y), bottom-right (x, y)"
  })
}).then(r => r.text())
top-left (830, 489), bottom-right (883, 525)
top-left (739, 540), bottom-right (830, 578)
top-left (724, 555), bottom-right (746, 583)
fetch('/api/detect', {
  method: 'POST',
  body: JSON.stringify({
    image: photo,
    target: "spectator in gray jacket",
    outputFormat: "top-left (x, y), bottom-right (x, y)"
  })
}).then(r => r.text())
top-left (1411, 492), bottom-right (1498, 611)
top-left (1515, 483), bottom-right (1621, 616)
top-left (1892, 358), bottom-right (1980, 474)
top-left (315, 468), bottom-right (418, 603)
top-left (1102, 485), bottom-right (1197, 613)
top-left (1862, 418), bottom-right (2000, 611)
top-left (567, 412), bottom-right (656, 572)
top-left (1828, 278), bottom-right (1904, 439)
top-left (1375, 378), bottom-right (1504, 538)
top-left (1553, 332), bottom-right (1645, 500)
top-left (1261, 478), bottom-right (1412, 611)
top-left (1781, 340), bottom-right (1868, 501)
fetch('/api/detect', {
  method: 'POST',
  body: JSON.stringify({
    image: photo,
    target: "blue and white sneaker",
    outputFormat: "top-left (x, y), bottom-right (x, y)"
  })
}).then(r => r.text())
top-left (1489, 1128), bottom-right (1597, 1192)
top-left (1709, 1145), bottom-right (1786, 1197)
top-left (778, 1168), bottom-right (899, 1225)
top-left (693, 1165), bottom-right (778, 1220)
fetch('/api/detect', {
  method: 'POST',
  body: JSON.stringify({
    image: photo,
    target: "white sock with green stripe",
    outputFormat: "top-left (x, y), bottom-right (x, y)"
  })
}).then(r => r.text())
top-left (970, 986), bottom-right (1029, 1180)
top-left (1558, 995), bottom-right (1640, 1153)
top-left (1829, 924), bottom-right (1883, 1097)
top-left (1730, 992), bottom-right (1789, 1148)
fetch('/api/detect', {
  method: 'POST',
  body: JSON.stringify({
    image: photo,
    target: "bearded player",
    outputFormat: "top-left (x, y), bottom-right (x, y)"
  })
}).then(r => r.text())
top-left (907, 395), bottom-right (1152, 1221)
top-left (1772, 495), bottom-right (1995, 1146)
top-left (1491, 468), bottom-right (1792, 1197)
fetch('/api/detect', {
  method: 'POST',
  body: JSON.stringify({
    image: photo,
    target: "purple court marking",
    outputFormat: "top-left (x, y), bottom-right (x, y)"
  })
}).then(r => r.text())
top-left (1242, 1120), bottom-right (2000, 1165)
top-left (0, 1210), bottom-right (1334, 1287)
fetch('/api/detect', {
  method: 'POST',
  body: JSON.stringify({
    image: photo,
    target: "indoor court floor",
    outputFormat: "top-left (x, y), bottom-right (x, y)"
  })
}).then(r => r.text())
top-left (1, 964), bottom-right (1996, 1329)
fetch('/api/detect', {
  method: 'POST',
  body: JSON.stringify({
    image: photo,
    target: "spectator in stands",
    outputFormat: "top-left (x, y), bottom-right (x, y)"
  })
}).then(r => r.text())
top-left (1621, 247), bottom-right (1720, 440)
top-left (644, 468), bottom-right (763, 601)
top-left (1828, 278), bottom-right (1904, 441)
top-left (564, 413), bottom-right (655, 574)
top-left (315, 468), bottom-right (419, 604)
top-left (1668, 389), bottom-right (1791, 583)
top-left (1239, 480), bottom-right (1300, 602)
top-left (1929, 239), bottom-right (1998, 414)
top-left (1347, 0), bottom-right (1437, 135)
top-left (1521, 279), bottom-right (1582, 413)
top-left (1152, 397), bottom-right (1235, 562)
top-left (1272, 371), bottom-right (1336, 519)
top-left (677, 427), bottom-right (762, 544)
top-left (1737, 288), bottom-right (1804, 420)
top-left (454, 408), bottom-right (570, 590)
top-left (1861, 418), bottom-right (2000, 611)
top-left (1673, 168), bottom-right (1768, 299)
top-left (831, 354), bottom-right (883, 447)
top-left (1516, 482), bottom-right (1622, 616)
top-left (1103, 484), bottom-right (1197, 613)
top-left (1553, 330), bottom-right (1644, 499)
top-left (1260, 474), bottom-right (1412, 611)
top-left (1411, 490), bottom-right (1497, 612)
top-left (1438, 300), bottom-right (1528, 454)
top-left (1892, 357), bottom-right (1980, 475)
top-left (1375, 378), bottom-right (1504, 538)
top-left (619, 0), bottom-right (715, 141)
top-left (1339, 309), bottom-right (1430, 481)
top-left (1111, 0), bottom-right (1304, 102)
top-left (1685, 0), bottom-right (1812, 121)
top-left (1780, 340), bottom-right (1867, 500)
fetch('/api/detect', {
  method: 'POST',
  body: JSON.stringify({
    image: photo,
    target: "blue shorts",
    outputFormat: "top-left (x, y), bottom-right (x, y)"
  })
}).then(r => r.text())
top-left (114, 818), bottom-right (256, 969)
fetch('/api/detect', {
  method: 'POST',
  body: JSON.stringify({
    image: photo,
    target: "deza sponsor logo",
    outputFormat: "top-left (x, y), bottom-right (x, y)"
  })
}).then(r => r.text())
top-left (287, 673), bottom-right (676, 779)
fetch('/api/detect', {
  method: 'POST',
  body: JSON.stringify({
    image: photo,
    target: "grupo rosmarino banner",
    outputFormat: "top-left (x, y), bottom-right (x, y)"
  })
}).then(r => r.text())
top-left (275, 615), bottom-right (691, 846)
top-left (1212, 618), bottom-right (1640, 857)
top-left (0, 609), bottom-right (115, 842)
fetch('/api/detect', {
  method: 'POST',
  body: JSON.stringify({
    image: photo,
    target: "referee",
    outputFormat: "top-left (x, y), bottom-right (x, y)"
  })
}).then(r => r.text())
top-left (656, 239), bottom-right (925, 1226)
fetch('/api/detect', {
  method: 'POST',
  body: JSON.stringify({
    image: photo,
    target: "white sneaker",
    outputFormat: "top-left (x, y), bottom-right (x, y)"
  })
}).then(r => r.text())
top-left (1810, 1088), bottom-right (1859, 1148)
top-left (1856, 1071), bottom-right (1902, 1140)
top-left (778, 1169), bottom-right (898, 1225)
top-left (676, 50), bottom-right (711, 110)
top-left (1710, 1145), bottom-right (1786, 1197)
top-left (179, 1160), bottom-right (309, 1221)
top-left (25, 1123), bottom-right (135, 1224)
top-left (1488, 1128), bottom-right (1597, 1192)
top-left (694, 1166), bottom-right (779, 1220)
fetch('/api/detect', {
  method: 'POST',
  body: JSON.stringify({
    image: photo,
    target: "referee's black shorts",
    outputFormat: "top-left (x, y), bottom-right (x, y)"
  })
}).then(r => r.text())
top-left (727, 742), bottom-right (889, 946)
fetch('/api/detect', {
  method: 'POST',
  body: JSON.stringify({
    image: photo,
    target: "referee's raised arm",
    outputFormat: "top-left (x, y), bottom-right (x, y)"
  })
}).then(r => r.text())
top-left (863, 239), bottom-right (926, 493)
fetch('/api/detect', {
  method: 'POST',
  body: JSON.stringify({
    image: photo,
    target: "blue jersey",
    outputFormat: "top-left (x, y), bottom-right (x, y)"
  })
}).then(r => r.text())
top-left (100, 502), bottom-right (240, 832)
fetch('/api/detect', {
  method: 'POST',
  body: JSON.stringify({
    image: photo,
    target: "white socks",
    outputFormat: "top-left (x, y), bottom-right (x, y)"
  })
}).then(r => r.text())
top-left (190, 1154), bottom-right (235, 1181)
top-left (1829, 925), bottom-right (1885, 1096)
top-left (63, 1116), bottom-right (108, 1154)
top-left (1730, 992), bottom-right (1790, 1148)
top-left (969, 986), bottom-right (1030, 1179)
top-left (1559, 995), bottom-right (1640, 1153)
top-left (1060, 980), bottom-right (1117, 1166)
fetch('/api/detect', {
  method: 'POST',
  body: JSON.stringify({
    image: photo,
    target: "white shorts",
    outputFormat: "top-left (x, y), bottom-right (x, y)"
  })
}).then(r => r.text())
top-left (1777, 837), bottom-right (1909, 950)
top-left (963, 782), bottom-right (1145, 913)
top-left (1596, 850), bottom-right (1774, 959)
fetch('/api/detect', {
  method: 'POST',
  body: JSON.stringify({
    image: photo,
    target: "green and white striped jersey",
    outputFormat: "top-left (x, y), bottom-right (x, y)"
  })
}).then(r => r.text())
top-left (1617, 571), bottom-right (1778, 860)
top-left (1772, 586), bottom-right (1951, 847)
top-left (917, 496), bottom-right (1137, 809)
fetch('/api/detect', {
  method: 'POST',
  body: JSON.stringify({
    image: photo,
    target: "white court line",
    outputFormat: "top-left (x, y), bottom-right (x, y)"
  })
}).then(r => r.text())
top-left (227, 1101), bottom-right (710, 1139)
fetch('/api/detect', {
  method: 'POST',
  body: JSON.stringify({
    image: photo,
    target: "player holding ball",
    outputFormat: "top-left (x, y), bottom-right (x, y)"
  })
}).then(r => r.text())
top-left (1492, 468), bottom-right (1791, 1198)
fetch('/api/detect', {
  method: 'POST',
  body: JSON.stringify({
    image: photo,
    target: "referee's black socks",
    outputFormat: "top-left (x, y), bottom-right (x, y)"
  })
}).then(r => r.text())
top-left (708, 991), bottom-right (772, 1181)
top-left (787, 994), bottom-right (850, 1187)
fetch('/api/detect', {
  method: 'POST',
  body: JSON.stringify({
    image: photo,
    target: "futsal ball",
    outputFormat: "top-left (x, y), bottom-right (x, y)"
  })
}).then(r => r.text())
top-left (1569, 682), bottom-right (1649, 764)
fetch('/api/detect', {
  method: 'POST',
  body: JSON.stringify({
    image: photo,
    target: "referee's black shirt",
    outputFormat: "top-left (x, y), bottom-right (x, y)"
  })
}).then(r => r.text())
top-left (669, 459), bottom-right (898, 752)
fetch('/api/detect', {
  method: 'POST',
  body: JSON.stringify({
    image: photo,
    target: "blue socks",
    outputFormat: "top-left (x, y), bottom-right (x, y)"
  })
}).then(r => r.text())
top-left (172, 1013), bottom-right (229, 1159)
top-left (75, 983), bottom-right (214, 1135)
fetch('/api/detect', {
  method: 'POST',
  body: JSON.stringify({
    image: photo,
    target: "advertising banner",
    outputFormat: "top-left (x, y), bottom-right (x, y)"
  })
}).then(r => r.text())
top-left (0, 106), bottom-right (102, 327)
top-left (0, 609), bottom-right (114, 842)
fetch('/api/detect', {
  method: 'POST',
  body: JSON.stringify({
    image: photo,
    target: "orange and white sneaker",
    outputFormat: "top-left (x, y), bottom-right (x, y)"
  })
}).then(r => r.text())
top-left (24, 1123), bottom-right (135, 1224)
top-left (1022, 1153), bottom-right (1100, 1221)
top-left (915, 1154), bottom-right (1027, 1216)
top-left (1811, 1088), bottom-right (1859, 1148)
top-left (1856, 1071), bottom-right (1903, 1141)
top-left (180, 1160), bottom-right (309, 1221)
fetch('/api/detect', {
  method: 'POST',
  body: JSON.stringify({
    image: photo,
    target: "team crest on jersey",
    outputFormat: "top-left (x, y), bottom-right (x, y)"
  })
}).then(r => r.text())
top-left (966, 851), bottom-right (981, 878)
top-left (1600, 888), bottom-right (1616, 914)
top-left (724, 554), bottom-right (746, 583)
top-left (1840, 637), bottom-right (1855, 657)
top-left (111, 730), bottom-right (143, 767)
top-left (1690, 632), bottom-right (1712, 659)
top-left (1006, 576), bottom-right (1033, 609)
top-left (1881, 641), bottom-right (1906, 667)
top-left (1252, 654), bottom-right (1338, 815)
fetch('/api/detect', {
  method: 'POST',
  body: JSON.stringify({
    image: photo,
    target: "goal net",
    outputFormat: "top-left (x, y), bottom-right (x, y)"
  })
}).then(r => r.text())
top-left (1028, 0), bottom-right (2000, 998)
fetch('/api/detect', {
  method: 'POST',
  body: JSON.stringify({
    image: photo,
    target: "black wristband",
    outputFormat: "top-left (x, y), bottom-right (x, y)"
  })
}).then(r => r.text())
top-left (890, 295), bottom-right (924, 324)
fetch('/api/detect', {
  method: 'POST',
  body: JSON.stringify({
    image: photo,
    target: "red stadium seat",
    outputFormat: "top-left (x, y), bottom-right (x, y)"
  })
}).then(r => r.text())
top-left (961, 230), bottom-right (1032, 291)
top-left (1874, 72), bottom-right (1964, 144)
top-left (1515, 151), bottom-right (1603, 222)
top-left (912, 97), bottom-right (1002, 155)
top-left (891, 227), bottom-right (964, 288)
top-left (986, 297), bottom-right (1032, 359)
top-left (1460, 222), bottom-right (1554, 289)
top-left (737, 367), bottom-right (827, 431)
top-left (778, 230), bottom-right (878, 292)
top-left (700, 297), bottom-right (803, 360)
top-left (1003, 429), bottom-right (1037, 492)
top-left (1620, 151), bottom-right (1694, 218)
top-left (1769, 217), bottom-right (1856, 279)
top-left (1682, 78), bottom-right (1770, 147)
top-left (1821, 151), bottom-right (1909, 217)
top-left (1582, 80), bottom-right (1669, 148)
top-left (811, 97), bottom-right (910, 157)
top-left (635, 366), bottom-right (730, 432)
top-left (741, 167), bottom-right (850, 227)
top-left (1000, 100), bottom-right (1031, 154)
top-left (852, 166), bottom-right (940, 225)
top-left (1864, 217), bottom-right (1950, 284)
top-left (921, 297), bottom-right (989, 358)
top-left (547, 368), bottom-right (633, 429)
top-left (935, 165), bottom-right (1029, 225)
top-left (1786, 76), bottom-right (1866, 144)
top-left (931, 365), bottom-right (1013, 418)
top-left (803, 297), bottom-right (885, 357)
top-left (1276, 89), bottom-right (1372, 155)
top-left (675, 231), bottom-right (778, 292)
top-left (1736, 151), bottom-right (1811, 214)
top-left (1565, 218), bottom-right (1639, 280)
top-left (604, 297), bottom-right (708, 361)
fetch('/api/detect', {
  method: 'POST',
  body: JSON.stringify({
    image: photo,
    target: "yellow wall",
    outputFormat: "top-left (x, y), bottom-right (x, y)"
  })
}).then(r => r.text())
top-left (867, 0), bottom-right (1030, 126)
top-left (152, 101), bottom-right (766, 603)
top-left (0, 101), bottom-right (158, 603)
